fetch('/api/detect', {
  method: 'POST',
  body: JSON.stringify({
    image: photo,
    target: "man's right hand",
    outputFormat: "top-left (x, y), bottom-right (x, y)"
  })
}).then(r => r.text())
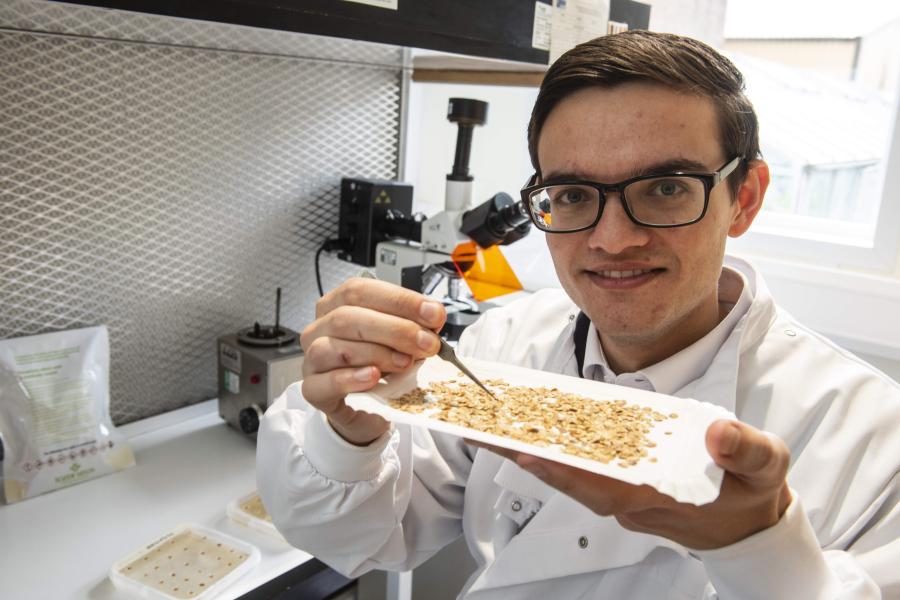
top-left (299, 277), bottom-right (447, 446)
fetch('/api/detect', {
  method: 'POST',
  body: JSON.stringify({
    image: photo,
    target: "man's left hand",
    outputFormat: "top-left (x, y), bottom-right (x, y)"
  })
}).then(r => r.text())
top-left (471, 419), bottom-right (792, 550)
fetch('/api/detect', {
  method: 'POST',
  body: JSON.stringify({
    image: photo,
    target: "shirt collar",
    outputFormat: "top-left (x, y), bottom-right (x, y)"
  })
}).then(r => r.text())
top-left (581, 265), bottom-right (754, 396)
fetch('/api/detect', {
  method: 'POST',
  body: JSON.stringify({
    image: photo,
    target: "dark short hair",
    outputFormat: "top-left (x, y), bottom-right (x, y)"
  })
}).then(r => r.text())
top-left (528, 30), bottom-right (760, 198)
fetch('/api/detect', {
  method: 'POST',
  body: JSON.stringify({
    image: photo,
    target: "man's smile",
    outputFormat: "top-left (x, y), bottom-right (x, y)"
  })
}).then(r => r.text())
top-left (583, 265), bottom-right (667, 290)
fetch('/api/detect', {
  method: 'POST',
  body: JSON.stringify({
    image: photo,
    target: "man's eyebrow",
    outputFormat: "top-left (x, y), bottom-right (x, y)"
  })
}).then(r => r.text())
top-left (541, 158), bottom-right (713, 185)
top-left (629, 158), bottom-right (711, 177)
top-left (540, 171), bottom-right (584, 184)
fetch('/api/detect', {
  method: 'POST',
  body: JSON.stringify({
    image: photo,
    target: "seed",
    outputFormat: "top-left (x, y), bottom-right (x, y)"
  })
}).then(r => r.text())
top-left (389, 379), bottom-right (675, 466)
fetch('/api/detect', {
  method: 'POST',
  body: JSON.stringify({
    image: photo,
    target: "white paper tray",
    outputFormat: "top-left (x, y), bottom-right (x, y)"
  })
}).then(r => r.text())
top-left (346, 356), bottom-right (735, 505)
top-left (226, 491), bottom-right (286, 542)
top-left (109, 523), bottom-right (260, 600)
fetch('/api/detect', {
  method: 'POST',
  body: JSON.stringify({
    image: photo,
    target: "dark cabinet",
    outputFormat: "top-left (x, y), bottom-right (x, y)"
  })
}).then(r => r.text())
top-left (54, 0), bottom-right (552, 64)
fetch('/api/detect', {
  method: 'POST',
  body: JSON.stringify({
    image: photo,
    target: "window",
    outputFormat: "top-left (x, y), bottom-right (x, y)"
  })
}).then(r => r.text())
top-left (722, 0), bottom-right (900, 270)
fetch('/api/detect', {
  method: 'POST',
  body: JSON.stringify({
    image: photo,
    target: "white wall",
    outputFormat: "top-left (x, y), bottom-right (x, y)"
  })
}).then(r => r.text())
top-left (404, 82), bottom-right (536, 215)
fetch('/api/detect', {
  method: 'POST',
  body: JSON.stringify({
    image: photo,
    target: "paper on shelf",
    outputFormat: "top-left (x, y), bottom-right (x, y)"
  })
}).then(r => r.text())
top-left (346, 356), bottom-right (735, 505)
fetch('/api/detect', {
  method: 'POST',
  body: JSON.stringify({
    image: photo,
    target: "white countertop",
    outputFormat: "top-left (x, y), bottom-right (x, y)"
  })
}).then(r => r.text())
top-left (0, 399), bottom-right (313, 599)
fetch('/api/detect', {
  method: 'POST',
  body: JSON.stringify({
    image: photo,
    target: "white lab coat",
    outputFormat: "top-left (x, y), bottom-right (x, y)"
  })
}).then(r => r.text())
top-left (257, 256), bottom-right (900, 599)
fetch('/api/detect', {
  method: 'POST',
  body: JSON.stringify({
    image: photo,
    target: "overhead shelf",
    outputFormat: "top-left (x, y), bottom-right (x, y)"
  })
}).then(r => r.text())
top-left (53, 0), bottom-right (551, 65)
top-left (411, 53), bottom-right (547, 87)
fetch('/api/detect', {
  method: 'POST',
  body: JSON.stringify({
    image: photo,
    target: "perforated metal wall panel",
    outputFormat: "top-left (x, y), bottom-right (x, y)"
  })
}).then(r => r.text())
top-left (1, 0), bottom-right (405, 424)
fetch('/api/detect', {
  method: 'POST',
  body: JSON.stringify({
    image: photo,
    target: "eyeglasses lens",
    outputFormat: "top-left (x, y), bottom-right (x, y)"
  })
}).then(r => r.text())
top-left (528, 175), bottom-right (707, 231)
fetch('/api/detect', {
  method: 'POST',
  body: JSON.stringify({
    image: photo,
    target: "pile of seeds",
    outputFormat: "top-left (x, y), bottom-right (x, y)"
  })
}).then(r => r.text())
top-left (389, 379), bottom-right (677, 468)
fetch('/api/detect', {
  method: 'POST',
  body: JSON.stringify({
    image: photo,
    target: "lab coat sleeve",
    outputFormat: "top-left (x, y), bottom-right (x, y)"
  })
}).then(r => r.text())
top-left (256, 383), bottom-right (473, 578)
top-left (695, 493), bottom-right (883, 599)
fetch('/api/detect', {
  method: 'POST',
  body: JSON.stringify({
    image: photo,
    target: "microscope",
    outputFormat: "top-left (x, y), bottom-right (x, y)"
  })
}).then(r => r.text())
top-left (335, 98), bottom-right (532, 340)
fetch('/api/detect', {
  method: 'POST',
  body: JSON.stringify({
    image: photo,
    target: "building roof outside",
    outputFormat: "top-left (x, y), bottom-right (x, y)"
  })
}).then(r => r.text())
top-left (728, 52), bottom-right (894, 167)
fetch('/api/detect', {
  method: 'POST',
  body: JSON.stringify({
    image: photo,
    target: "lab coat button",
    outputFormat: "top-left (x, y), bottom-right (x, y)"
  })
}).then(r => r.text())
top-left (785, 329), bottom-right (797, 337)
top-left (511, 500), bottom-right (522, 512)
top-left (578, 536), bottom-right (588, 549)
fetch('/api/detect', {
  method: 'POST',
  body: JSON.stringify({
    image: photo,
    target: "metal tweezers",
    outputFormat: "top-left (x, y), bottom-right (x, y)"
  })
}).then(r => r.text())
top-left (437, 338), bottom-right (498, 401)
top-left (355, 270), bottom-right (497, 401)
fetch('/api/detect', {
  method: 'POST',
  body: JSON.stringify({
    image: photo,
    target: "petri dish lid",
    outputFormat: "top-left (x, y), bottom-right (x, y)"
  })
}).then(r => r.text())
top-left (109, 523), bottom-right (260, 600)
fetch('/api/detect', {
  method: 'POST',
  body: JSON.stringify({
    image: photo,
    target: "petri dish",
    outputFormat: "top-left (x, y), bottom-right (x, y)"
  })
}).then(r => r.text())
top-left (226, 491), bottom-right (286, 542)
top-left (109, 523), bottom-right (259, 599)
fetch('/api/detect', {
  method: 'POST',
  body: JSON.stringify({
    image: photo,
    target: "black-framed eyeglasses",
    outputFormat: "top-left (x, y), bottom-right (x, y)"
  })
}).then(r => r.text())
top-left (520, 156), bottom-right (743, 233)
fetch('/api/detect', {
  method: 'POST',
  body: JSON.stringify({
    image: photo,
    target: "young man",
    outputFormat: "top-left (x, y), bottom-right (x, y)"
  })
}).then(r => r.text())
top-left (258, 31), bottom-right (899, 598)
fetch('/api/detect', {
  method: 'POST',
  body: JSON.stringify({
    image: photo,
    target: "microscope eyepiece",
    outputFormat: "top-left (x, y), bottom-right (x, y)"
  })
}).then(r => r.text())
top-left (447, 98), bottom-right (488, 126)
top-left (460, 193), bottom-right (531, 249)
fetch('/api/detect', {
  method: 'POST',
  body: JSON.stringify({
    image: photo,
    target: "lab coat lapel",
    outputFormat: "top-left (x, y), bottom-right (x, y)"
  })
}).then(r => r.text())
top-left (467, 461), bottom-right (685, 594)
top-left (679, 257), bottom-right (777, 414)
top-left (677, 330), bottom-right (740, 414)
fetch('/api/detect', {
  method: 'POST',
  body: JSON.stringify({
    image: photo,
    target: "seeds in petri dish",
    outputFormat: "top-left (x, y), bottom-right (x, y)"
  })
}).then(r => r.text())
top-left (119, 530), bottom-right (250, 599)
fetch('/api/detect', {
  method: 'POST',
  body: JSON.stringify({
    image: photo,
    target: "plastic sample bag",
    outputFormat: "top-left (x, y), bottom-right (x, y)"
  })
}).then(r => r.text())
top-left (0, 325), bottom-right (135, 503)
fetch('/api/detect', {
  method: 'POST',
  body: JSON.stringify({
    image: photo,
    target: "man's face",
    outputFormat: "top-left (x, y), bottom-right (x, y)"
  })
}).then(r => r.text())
top-left (537, 82), bottom-right (744, 358)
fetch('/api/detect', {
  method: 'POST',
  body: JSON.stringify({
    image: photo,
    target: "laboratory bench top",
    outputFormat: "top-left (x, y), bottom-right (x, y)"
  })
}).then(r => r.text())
top-left (0, 399), bottom-right (317, 600)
